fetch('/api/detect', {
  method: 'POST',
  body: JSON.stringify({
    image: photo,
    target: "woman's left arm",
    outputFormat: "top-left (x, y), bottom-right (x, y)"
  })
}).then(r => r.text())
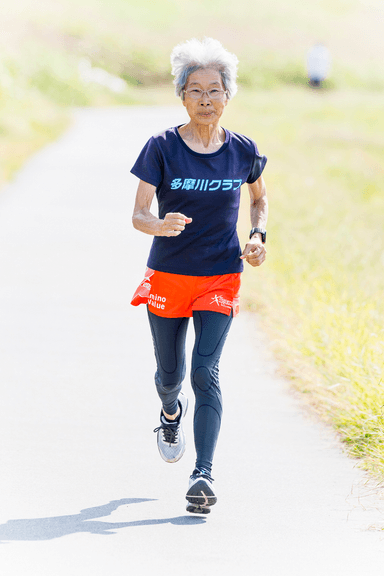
top-left (240, 175), bottom-right (268, 267)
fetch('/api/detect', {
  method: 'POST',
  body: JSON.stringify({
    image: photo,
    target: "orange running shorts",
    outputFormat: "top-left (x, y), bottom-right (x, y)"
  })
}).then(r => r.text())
top-left (131, 268), bottom-right (241, 318)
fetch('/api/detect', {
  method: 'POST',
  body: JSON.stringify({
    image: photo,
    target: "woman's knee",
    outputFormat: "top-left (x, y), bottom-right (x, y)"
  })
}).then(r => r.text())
top-left (155, 361), bottom-right (186, 391)
top-left (191, 363), bottom-right (215, 392)
top-left (191, 359), bottom-right (221, 397)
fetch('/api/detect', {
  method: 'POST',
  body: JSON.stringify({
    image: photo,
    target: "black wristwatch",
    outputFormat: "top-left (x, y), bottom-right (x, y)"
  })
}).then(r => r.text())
top-left (249, 227), bottom-right (267, 243)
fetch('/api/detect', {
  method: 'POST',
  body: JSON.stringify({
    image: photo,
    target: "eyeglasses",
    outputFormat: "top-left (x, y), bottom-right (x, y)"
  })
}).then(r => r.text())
top-left (183, 88), bottom-right (227, 100)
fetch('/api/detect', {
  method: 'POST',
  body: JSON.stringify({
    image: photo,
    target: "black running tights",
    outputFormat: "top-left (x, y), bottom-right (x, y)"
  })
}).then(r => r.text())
top-left (147, 308), bottom-right (233, 474)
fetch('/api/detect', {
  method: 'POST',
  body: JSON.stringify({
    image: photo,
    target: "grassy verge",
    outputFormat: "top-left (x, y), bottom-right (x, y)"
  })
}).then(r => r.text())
top-left (0, 53), bottom-right (128, 187)
top-left (224, 87), bottom-right (384, 480)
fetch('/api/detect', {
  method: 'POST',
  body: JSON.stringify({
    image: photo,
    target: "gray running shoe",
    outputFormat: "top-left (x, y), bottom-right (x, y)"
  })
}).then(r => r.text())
top-left (186, 468), bottom-right (217, 514)
top-left (153, 392), bottom-right (188, 463)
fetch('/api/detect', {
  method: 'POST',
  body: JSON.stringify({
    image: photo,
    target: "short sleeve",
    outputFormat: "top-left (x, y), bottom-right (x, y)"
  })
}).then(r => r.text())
top-left (130, 136), bottom-right (164, 187)
top-left (246, 142), bottom-right (267, 184)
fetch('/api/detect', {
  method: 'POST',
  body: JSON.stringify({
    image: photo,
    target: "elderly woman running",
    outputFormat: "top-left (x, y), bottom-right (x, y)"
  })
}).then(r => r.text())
top-left (131, 38), bottom-right (268, 514)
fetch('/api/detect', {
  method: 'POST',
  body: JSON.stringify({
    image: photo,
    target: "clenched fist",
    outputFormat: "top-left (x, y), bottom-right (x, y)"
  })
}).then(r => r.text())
top-left (160, 212), bottom-right (193, 237)
top-left (240, 238), bottom-right (267, 267)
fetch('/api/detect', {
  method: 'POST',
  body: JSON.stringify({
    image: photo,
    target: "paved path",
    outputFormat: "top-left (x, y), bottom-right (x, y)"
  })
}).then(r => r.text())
top-left (0, 106), bottom-right (383, 575)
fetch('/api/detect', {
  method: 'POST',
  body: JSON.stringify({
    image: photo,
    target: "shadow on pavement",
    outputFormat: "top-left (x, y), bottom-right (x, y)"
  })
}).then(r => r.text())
top-left (0, 498), bottom-right (205, 542)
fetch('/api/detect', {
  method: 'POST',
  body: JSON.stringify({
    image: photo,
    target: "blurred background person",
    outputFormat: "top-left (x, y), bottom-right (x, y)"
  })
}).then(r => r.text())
top-left (307, 43), bottom-right (331, 87)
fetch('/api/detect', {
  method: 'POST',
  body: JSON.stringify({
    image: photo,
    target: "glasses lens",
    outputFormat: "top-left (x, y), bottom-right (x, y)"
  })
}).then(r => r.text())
top-left (208, 89), bottom-right (224, 99)
top-left (185, 89), bottom-right (225, 99)
top-left (189, 89), bottom-right (203, 99)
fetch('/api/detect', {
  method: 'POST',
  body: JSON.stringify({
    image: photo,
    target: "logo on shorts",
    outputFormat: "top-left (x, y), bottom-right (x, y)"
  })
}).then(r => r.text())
top-left (148, 293), bottom-right (167, 310)
top-left (210, 294), bottom-right (232, 309)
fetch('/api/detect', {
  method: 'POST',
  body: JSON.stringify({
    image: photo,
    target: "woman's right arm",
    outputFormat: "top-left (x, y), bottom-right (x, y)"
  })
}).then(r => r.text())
top-left (132, 179), bottom-right (192, 237)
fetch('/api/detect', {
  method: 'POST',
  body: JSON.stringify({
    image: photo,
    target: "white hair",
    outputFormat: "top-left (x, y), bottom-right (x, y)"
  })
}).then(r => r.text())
top-left (170, 37), bottom-right (238, 100)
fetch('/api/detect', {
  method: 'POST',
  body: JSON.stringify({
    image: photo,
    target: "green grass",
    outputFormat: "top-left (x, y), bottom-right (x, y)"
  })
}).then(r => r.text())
top-left (0, 61), bottom-right (69, 183)
top-left (0, 38), bottom-right (139, 184)
top-left (1, 0), bottom-right (384, 481)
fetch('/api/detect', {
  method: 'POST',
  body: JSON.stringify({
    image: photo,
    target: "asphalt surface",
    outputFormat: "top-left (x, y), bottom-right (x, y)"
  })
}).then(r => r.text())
top-left (0, 106), bottom-right (383, 575)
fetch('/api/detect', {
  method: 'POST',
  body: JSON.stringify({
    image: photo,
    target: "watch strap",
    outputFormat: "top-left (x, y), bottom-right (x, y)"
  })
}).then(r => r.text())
top-left (249, 227), bottom-right (266, 243)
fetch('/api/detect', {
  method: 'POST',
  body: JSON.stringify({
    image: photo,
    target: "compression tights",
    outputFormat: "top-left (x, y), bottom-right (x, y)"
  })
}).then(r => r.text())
top-left (147, 308), bottom-right (233, 475)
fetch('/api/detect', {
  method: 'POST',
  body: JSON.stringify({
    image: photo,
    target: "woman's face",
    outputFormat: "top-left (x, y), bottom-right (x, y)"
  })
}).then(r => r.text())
top-left (182, 68), bottom-right (228, 125)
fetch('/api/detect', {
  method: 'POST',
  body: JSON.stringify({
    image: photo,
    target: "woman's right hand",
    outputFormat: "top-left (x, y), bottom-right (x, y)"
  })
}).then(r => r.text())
top-left (132, 181), bottom-right (192, 237)
top-left (160, 213), bottom-right (192, 236)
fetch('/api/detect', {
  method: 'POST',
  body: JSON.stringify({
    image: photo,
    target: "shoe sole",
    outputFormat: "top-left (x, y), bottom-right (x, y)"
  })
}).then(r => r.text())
top-left (186, 503), bottom-right (212, 515)
top-left (186, 479), bottom-right (217, 514)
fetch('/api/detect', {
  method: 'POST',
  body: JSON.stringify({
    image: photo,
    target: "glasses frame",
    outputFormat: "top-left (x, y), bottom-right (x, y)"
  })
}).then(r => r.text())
top-left (183, 88), bottom-right (228, 100)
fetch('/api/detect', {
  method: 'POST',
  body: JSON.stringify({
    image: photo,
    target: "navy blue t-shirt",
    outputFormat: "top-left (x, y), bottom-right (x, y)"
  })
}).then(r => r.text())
top-left (131, 126), bottom-right (267, 276)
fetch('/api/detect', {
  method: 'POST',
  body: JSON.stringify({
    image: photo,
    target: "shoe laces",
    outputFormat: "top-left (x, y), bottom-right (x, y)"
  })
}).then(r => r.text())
top-left (153, 421), bottom-right (179, 444)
